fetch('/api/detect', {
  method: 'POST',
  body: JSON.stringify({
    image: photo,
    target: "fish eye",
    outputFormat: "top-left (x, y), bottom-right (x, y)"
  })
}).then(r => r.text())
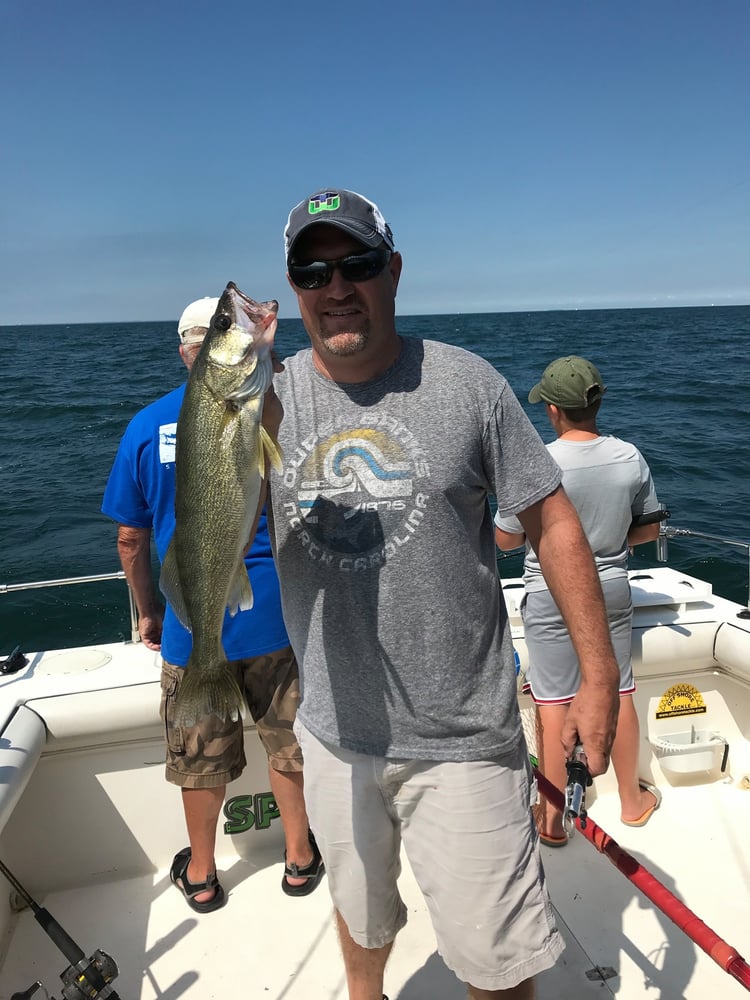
top-left (215, 313), bottom-right (231, 331)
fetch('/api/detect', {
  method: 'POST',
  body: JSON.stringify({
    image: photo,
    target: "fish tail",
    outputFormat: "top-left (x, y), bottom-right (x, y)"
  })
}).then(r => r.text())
top-left (175, 662), bottom-right (247, 728)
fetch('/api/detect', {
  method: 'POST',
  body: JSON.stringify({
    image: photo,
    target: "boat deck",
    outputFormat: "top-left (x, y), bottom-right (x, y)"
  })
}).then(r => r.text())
top-left (2, 767), bottom-right (749, 999)
top-left (2, 566), bottom-right (750, 998)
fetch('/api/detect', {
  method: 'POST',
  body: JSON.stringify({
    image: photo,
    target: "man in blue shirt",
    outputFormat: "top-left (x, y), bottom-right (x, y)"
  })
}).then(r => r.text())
top-left (102, 297), bottom-right (323, 911)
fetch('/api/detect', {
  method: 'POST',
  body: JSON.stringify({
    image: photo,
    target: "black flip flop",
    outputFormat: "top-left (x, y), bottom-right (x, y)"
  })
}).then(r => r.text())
top-left (170, 846), bottom-right (226, 913)
top-left (281, 833), bottom-right (325, 897)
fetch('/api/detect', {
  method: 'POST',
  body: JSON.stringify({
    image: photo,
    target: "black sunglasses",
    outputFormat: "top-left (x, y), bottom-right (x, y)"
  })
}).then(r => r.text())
top-left (288, 247), bottom-right (392, 290)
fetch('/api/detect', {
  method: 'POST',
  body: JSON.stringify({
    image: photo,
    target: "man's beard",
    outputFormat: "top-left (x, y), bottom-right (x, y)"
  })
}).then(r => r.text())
top-left (319, 327), bottom-right (368, 356)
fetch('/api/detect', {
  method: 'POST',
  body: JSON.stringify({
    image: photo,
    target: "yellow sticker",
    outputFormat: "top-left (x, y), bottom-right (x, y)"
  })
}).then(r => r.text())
top-left (656, 683), bottom-right (707, 719)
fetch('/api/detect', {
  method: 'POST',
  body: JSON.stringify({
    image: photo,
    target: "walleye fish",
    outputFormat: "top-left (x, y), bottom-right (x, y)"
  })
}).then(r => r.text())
top-left (160, 282), bottom-right (282, 727)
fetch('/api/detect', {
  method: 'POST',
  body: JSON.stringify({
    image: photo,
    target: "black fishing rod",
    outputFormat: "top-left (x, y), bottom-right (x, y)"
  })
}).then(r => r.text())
top-left (0, 856), bottom-right (121, 999)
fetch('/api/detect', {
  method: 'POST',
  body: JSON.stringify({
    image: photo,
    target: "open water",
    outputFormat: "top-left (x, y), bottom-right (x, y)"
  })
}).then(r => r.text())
top-left (1, 305), bottom-right (748, 654)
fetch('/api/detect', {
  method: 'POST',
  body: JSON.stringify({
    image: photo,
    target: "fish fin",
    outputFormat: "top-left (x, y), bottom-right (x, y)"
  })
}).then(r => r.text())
top-left (175, 662), bottom-right (247, 728)
top-left (227, 562), bottom-right (254, 617)
top-left (260, 425), bottom-right (283, 474)
top-left (159, 540), bottom-right (192, 630)
top-left (218, 406), bottom-right (238, 448)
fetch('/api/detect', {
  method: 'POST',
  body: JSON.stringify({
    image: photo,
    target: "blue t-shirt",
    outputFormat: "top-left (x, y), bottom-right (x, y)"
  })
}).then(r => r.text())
top-left (101, 383), bottom-right (289, 665)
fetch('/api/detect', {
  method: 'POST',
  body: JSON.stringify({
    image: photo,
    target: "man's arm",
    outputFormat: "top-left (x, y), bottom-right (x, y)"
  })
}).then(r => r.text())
top-left (517, 486), bottom-right (620, 777)
top-left (116, 525), bottom-right (164, 651)
top-left (627, 522), bottom-right (660, 547)
top-left (495, 526), bottom-right (526, 551)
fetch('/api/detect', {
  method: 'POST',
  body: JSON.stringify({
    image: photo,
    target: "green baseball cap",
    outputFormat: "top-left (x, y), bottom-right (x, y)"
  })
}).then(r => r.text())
top-left (528, 356), bottom-right (607, 407)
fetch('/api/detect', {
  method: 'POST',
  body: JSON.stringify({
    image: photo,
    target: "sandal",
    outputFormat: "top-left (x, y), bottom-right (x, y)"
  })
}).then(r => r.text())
top-left (621, 781), bottom-right (662, 828)
top-left (539, 831), bottom-right (568, 848)
top-left (170, 846), bottom-right (226, 913)
top-left (281, 832), bottom-right (325, 897)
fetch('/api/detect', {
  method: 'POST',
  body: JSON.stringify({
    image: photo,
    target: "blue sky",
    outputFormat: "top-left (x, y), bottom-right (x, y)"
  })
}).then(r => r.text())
top-left (2, 0), bottom-right (748, 324)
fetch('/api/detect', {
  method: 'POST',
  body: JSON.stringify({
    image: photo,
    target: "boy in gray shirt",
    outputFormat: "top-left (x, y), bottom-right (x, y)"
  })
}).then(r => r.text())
top-left (496, 355), bottom-right (661, 847)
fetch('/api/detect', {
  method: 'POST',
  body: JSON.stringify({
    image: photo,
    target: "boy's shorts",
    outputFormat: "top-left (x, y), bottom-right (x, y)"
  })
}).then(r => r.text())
top-left (295, 720), bottom-right (564, 991)
top-left (522, 575), bottom-right (635, 704)
top-left (160, 645), bottom-right (302, 789)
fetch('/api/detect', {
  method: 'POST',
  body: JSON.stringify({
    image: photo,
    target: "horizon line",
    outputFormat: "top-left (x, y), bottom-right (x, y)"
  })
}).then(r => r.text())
top-left (3, 300), bottom-right (750, 330)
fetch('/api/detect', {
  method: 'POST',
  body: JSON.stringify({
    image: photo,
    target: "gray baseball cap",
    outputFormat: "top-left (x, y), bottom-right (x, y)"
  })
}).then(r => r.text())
top-left (528, 356), bottom-right (607, 408)
top-left (284, 189), bottom-right (395, 262)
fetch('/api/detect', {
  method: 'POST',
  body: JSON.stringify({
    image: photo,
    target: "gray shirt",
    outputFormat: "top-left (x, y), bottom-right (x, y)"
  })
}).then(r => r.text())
top-left (495, 435), bottom-right (659, 592)
top-left (269, 336), bottom-right (561, 760)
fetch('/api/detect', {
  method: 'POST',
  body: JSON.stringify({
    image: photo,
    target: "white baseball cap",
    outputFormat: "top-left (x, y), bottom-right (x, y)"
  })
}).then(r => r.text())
top-left (177, 297), bottom-right (220, 343)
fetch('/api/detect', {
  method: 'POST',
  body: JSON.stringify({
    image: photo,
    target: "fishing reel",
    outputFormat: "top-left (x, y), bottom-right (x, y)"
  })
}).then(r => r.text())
top-left (58, 948), bottom-right (119, 999)
top-left (10, 948), bottom-right (120, 1000)
top-left (12, 946), bottom-right (118, 998)
top-left (1, 858), bottom-right (121, 1000)
top-left (563, 743), bottom-right (592, 834)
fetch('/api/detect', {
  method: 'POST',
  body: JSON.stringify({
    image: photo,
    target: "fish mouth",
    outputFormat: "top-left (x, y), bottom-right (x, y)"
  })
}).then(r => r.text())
top-left (227, 281), bottom-right (279, 323)
top-left (217, 283), bottom-right (277, 403)
top-left (224, 282), bottom-right (278, 358)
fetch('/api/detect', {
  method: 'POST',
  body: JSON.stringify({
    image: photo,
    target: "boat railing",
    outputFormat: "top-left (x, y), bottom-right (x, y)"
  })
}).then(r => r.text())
top-left (2, 522), bottom-right (749, 651)
top-left (0, 571), bottom-right (140, 644)
top-left (658, 522), bottom-right (750, 612)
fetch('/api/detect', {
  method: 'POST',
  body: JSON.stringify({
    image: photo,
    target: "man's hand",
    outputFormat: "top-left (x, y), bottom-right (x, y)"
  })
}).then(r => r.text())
top-left (562, 681), bottom-right (619, 777)
top-left (137, 610), bottom-right (164, 651)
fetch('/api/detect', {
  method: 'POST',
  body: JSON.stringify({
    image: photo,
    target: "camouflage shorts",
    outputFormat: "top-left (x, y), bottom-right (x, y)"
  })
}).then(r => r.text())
top-left (160, 645), bottom-right (303, 789)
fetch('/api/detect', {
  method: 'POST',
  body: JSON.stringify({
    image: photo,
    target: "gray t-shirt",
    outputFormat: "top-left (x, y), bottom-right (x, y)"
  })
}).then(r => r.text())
top-left (495, 435), bottom-right (659, 592)
top-left (269, 336), bottom-right (561, 761)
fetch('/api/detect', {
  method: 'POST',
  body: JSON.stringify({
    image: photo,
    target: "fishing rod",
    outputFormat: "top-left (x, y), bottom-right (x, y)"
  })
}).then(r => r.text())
top-left (0, 857), bottom-right (121, 1000)
top-left (538, 766), bottom-right (750, 992)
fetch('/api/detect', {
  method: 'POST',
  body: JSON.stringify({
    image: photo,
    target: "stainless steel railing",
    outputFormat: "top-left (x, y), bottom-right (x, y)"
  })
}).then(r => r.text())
top-left (657, 523), bottom-right (750, 612)
top-left (0, 571), bottom-right (141, 644)
top-left (3, 522), bottom-right (749, 651)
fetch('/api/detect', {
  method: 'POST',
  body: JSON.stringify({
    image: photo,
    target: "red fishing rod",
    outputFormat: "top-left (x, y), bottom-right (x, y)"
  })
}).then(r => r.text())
top-left (536, 765), bottom-right (750, 992)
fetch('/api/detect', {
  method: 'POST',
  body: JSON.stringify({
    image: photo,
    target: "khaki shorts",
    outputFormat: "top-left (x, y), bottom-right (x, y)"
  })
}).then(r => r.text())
top-left (160, 646), bottom-right (302, 789)
top-left (295, 720), bottom-right (564, 991)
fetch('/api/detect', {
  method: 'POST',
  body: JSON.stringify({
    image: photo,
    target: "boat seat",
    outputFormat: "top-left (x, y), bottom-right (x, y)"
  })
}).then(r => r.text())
top-left (0, 705), bottom-right (46, 835)
top-left (23, 682), bottom-right (163, 751)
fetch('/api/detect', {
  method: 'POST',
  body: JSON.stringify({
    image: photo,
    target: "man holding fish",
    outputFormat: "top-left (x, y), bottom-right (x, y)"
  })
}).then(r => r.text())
top-left (102, 294), bottom-right (323, 912)
top-left (265, 188), bottom-right (622, 999)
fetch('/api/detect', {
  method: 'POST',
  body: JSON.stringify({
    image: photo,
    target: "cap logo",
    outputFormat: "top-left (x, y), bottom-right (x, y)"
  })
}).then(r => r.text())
top-left (308, 193), bottom-right (340, 215)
